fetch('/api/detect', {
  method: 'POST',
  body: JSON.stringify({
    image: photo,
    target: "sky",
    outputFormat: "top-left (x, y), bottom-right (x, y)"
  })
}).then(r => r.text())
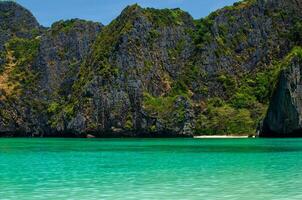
top-left (17, 0), bottom-right (240, 27)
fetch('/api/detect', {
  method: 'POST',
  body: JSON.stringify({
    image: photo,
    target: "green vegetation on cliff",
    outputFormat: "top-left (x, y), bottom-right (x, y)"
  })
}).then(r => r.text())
top-left (1, 0), bottom-right (302, 137)
top-left (195, 104), bottom-right (255, 135)
top-left (1, 37), bottom-right (40, 97)
top-left (143, 8), bottom-right (188, 27)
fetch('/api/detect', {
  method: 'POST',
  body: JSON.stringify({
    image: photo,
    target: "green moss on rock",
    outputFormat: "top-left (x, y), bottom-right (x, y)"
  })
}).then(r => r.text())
top-left (5, 37), bottom-right (40, 91)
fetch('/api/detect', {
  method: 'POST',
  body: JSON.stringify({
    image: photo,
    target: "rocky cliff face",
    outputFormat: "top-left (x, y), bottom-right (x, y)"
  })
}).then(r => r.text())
top-left (261, 48), bottom-right (302, 137)
top-left (0, 2), bottom-right (102, 136)
top-left (0, 1), bottom-right (41, 70)
top-left (37, 20), bottom-right (102, 95)
top-left (62, 5), bottom-right (196, 136)
top-left (0, 0), bottom-right (302, 137)
top-left (193, 0), bottom-right (301, 97)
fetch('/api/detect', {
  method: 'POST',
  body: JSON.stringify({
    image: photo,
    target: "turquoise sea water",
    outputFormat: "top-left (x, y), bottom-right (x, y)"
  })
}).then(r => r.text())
top-left (0, 138), bottom-right (302, 200)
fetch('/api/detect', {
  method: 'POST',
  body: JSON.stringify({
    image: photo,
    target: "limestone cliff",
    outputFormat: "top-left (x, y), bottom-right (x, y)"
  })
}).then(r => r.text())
top-left (261, 48), bottom-right (302, 137)
top-left (0, 0), bottom-right (302, 137)
top-left (0, 2), bottom-right (102, 136)
top-left (0, 1), bottom-right (41, 70)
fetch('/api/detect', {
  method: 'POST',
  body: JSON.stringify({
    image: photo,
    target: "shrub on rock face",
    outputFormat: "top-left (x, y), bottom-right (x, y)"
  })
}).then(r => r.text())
top-left (2, 37), bottom-right (40, 96)
top-left (290, 21), bottom-right (302, 45)
top-left (195, 101), bottom-right (254, 135)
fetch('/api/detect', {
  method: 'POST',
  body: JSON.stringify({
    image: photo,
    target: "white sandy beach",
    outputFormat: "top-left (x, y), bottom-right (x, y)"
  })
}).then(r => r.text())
top-left (194, 135), bottom-right (252, 139)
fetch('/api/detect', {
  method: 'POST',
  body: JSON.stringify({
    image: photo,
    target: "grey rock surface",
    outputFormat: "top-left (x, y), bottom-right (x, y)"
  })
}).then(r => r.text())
top-left (261, 55), bottom-right (302, 137)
